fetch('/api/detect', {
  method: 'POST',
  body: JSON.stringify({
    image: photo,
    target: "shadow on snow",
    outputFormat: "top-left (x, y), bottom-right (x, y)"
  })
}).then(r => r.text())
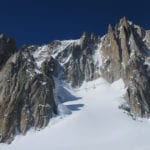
top-left (56, 84), bottom-right (84, 113)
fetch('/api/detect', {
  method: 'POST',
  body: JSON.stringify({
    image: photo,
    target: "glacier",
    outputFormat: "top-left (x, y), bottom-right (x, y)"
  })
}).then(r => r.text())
top-left (1, 78), bottom-right (150, 150)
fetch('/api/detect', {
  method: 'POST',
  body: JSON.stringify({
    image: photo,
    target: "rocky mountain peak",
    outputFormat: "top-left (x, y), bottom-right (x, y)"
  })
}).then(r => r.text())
top-left (108, 24), bottom-right (114, 33)
top-left (0, 35), bottom-right (16, 70)
top-left (119, 16), bottom-right (129, 28)
top-left (80, 32), bottom-right (89, 49)
top-left (91, 32), bottom-right (97, 42)
top-left (81, 31), bottom-right (88, 38)
top-left (0, 33), bottom-right (6, 40)
top-left (100, 18), bottom-right (150, 117)
top-left (0, 18), bottom-right (150, 143)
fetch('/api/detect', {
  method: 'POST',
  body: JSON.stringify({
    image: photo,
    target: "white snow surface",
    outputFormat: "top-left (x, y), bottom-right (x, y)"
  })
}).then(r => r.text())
top-left (93, 42), bottom-right (102, 75)
top-left (32, 39), bottom-right (80, 69)
top-left (51, 39), bottom-right (80, 59)
top-left (32, 45), bottom-right (51, 68)
top-left (1, 78), bottom-right (150, 150)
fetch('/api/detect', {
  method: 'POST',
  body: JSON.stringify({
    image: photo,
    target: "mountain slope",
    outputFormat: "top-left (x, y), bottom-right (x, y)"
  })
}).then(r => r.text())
top-left (0, 17), bottom-right (150, 143)
top-left (1, 78), bottom-right (150, 150)
top-left (100, 17), bottom-right (150, 117)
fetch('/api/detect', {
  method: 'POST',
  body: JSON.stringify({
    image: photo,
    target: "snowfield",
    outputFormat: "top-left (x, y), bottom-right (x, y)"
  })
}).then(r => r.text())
top-left (1, 78), bottom-right (150, 150)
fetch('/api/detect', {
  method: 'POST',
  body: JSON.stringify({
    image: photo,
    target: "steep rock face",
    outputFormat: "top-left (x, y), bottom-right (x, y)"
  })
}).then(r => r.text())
top-left (28, 18), bottom-right (150, 118)
top-left (50, 33), bottom-right (101, 87)
top-left (0, 47), bottom-right (57, 143)
top-left (0, 34), bottom-right (16, 69)
top-left (100, 17), bottom-right (150, 117)
top-left (29, 34), bottom-right (101, 87)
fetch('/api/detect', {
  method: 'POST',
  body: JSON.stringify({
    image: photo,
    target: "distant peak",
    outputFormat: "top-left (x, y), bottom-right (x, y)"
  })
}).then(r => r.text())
top-left (91, 32), bottom-right (97, 41)
top-left (120, 16), bottom-right (127, 21)
top-left (119, 16), bottom-right (129, 28)
top-left (81, 32), bottom-right (88, 38)
top-left (108, 24), bottom-right (113, 33)
top-left (0, 33), bottom-right (6, 40)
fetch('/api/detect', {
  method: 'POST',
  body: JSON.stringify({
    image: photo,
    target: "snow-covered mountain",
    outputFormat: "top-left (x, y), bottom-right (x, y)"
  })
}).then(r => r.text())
top-left (0, 17), bottom-right (150, 147)
top-left (1, 79), bottom-right (150, 150)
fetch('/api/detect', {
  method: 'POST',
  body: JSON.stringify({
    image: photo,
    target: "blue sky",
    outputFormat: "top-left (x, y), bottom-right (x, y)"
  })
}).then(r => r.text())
top-left (0, 0), bottom-right (149, 48)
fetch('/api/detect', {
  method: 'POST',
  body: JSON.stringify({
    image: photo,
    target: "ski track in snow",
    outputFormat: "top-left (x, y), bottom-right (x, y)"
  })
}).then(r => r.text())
top-left (1, 78), bottom-right (150, 150)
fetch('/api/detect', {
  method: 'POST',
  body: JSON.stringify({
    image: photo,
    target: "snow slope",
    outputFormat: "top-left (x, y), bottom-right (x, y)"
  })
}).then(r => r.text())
top-left (31, 39), bottom-right (80, 69)
top-left (1, 78), bottom-right (150, 150)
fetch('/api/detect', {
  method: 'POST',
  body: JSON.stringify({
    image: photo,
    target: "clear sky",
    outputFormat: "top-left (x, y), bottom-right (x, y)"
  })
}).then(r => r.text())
top-left (0, 0), bottom-right (149, 48)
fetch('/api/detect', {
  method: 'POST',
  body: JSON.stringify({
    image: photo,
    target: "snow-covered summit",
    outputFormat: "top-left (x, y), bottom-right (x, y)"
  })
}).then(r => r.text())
top-left (30, 39), bottom-right (80, 69)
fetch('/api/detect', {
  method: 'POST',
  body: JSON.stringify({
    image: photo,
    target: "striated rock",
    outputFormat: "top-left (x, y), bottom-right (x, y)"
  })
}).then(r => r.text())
top-left (0, 48), bottom-right (57, 143)
top-left (100, 17), bottom-right (150, 117)
top-left (50, 33), bottom-right (101, 87)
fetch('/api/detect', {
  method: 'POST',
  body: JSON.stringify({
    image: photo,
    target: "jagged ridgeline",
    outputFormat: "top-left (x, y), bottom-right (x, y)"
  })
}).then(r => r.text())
top-left (0, 17), bottom-right (150, 143)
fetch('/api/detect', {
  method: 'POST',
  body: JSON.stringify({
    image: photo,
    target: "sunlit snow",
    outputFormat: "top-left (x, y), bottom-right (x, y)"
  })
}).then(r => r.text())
top-left (1, 78), bottom-right (150, 150)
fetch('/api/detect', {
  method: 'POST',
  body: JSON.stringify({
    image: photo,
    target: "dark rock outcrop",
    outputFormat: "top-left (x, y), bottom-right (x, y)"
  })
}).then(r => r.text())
top-left (0, 34), bottom-right (16, 69)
